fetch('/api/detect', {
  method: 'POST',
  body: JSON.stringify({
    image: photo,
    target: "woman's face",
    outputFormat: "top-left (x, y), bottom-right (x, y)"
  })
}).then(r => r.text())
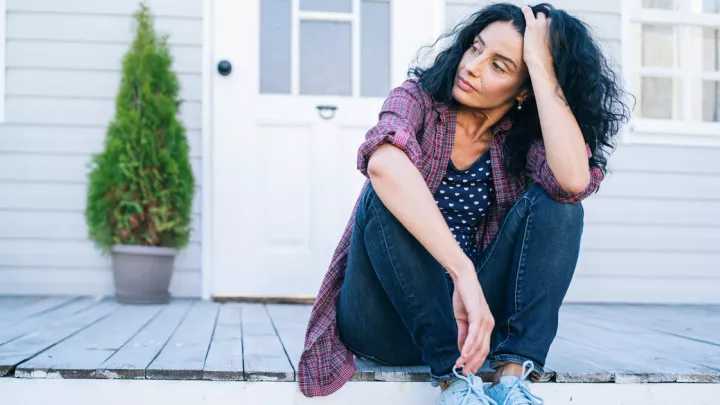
top-left (452, 21), bottom-right (530, 110)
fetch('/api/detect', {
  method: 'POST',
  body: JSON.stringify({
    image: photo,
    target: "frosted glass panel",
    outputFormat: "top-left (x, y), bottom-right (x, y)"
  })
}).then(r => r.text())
top-left (300, 21), bottom-right (352, 95)
top-left (300, 0), bottom-right (351, 13)
top-left (703, 81), bottom-right (720, 122)
top-left (361, 0), bottom-right (390, 97)
top-left (260, 0), bottom-right (291, 94)
top-left (640, 24), bottom-right (677, 68)
top-left (704, 28), bottom-right (720, 71)
top-left (702, 0), bottom-right (720, 13)
top-left (642, 0), bottom-right (675, 9)
top-left (640, 77), bottom-right (678, 119)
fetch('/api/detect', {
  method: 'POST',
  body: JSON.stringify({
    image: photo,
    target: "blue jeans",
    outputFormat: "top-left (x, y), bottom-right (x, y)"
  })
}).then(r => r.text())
top-left (336, 183), bottom-right (583, 385)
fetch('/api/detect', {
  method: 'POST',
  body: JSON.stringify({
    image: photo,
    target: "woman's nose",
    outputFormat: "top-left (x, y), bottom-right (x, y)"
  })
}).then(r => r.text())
top-left (465, 56), bottom-right (484, 77)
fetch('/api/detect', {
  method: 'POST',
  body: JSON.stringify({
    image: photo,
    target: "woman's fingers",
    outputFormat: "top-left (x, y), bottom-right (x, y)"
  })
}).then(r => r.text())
top-left (459, 316), bottom-right (494, 374)
top-left (521, 6), bottom-right (535, 23)
top-left (455, 320), bottom-right (469, 368)
top-left (460, 321), bottom-right (479, 366)
top-left (466, 342), bottom-right (489, 374)
top-left (466, 320), bottom-right (492, 373)
top-left (536, 10), bottom-right (547, 24)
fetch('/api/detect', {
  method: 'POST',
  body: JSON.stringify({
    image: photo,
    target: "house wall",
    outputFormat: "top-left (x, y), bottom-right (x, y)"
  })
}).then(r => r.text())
top-left (0, 0), bottom-right (203, 296)
top-left (447, 0), bottom-right (720, 303)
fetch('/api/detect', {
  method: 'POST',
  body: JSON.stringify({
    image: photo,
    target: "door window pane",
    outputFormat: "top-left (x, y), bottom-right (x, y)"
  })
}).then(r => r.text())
top-left (300, 0), bottom-right (351, 13)
top-left (361, 0), bottom-right (390, 97)
top-left (703, 28), bottom-right (720, 71)
top-left (642, 0), bottom-right (676, 9)
top-left (640, 77), bottom-right (679, 119)
top-left (639, 24), bottom-right (677, 68)
top-left (260, 0), bottom-right (291, 94)
top-left (703, 81), bottom-right (720, 122)
top-left (300, 21), bottom-right (352, 95)
top-left (702, 0), bottom-right (720, 13)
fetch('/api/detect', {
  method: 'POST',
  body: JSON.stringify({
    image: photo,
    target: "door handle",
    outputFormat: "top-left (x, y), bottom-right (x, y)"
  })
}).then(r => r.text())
top-left (217, 60), bottom-right (232, 76)
top-left (316, 105), bottom-right (337, 120)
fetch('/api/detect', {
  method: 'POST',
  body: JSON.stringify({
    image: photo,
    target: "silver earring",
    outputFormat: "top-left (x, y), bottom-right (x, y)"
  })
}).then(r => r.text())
top-left (517, 101), bottom-right (523, 110)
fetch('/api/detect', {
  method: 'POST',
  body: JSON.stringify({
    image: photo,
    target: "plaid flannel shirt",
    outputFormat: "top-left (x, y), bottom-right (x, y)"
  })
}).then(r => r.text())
top-left (297, 79), bottom-right (603, 397)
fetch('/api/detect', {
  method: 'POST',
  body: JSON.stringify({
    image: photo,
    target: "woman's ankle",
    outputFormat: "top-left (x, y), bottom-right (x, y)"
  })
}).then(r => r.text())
top-left (492, 362), bottom-right (523, 385)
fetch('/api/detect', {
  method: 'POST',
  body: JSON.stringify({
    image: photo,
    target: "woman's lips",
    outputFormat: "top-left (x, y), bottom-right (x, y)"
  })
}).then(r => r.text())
top-left (457, 76), bottom-right (476, 93)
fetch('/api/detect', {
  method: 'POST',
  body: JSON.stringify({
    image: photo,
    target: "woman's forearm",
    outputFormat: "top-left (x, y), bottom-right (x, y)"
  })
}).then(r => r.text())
top-left (367, 144), bottom-right (475, 280)
top-left (529, 64), bottom-right (590, 193)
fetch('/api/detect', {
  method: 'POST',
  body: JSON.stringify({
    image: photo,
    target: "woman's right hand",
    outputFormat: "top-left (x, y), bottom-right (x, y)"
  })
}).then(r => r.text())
top-left (452, 271), bottom-right (494, 375)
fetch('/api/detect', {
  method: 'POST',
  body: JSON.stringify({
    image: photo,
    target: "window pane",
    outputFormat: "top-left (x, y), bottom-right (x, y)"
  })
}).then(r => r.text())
top-left (702, 0), bottom-right (720, 13)
top-left (702, 81), bottom-right (720, 122)
top-left (640, 24), bottom-right (677, 68)
top-left (300, 21), bottom-right (352, 96)
top-left (640, 77), bottom-right (678, 119)
top-left (260, 0), bottom-right (291, 94)
top-left (642, 0), bottom-right (676, 9)
top-left (300, 0), bottom-right (351, 13)
top-left (361, 0), bottom-right (390, 97)
top-left (704, 28), bottom-right (720, 71)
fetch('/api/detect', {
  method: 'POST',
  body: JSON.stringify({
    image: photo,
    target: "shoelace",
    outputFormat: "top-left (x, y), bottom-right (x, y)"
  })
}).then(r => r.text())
top-left (451, 368), bottom-right (498, 405)
top-left (501, 361), bottom-right (544, 405)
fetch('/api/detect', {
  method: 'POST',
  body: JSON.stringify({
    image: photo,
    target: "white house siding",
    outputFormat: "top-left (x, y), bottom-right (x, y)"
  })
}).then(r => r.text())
top-left (447, 0), bottom-right (720, 304)
top-left (0, 0), bottom-right (203, 296)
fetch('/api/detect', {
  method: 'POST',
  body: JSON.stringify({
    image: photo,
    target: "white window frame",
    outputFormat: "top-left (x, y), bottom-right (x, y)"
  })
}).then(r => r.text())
top-left (621, 0), bottom-right (720, 147)
top-left (0, 0), bottom-right (6, 123)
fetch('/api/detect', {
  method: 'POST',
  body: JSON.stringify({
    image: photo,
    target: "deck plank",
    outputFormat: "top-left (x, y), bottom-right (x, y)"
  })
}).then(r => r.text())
top-left (555, 308), bottom-right (720, 383)
top-left (203, 303), bottom-right (243, 381)
top-left (145, 300), bottom-right (220, 380)
top-left (0, 297), bottom-right (41, 314)
top-left (545, 335), bottom-right (615, 383)
top-left (14, 303), bottom-right (163, 378)
top-left (0, 296), bottom-right (78, 322)
top-left (567, 306), bottom-right (720, 379)
top-left (571, 304), bottom-right (720, 347)
top-left (351, 356), bottom-right (376, 382)
top-left (0, 297), bottom-right (100, 346)
top-left (3, 299), bottom-right (119, 377)
top-left (100, 300), bottom-right (194, 379)
top-left (242, 304), bottom-right (294, 381)
top-left (264, 304), bottom-right (310, 369)
top-left (350, 357), bottom-right (421, 382)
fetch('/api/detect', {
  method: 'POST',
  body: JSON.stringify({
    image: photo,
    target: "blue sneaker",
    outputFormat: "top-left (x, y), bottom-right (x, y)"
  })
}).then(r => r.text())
top-left (440, 368), bottom-right (498, 405)
top-left (484, 361), bottom-right (544, 405)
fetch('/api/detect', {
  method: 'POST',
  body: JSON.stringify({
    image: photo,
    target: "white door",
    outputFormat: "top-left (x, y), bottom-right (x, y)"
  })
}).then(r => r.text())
top-left (208, 0), bottom-right (443, 298)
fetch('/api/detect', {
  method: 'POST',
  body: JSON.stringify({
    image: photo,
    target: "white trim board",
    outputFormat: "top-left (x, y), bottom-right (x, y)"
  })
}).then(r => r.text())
top-left (0, 0), bottom-right (6, 123)
top-left (2, 379), bottom-right (720, 405)
top-left (200, 0), bottom-right (213, 300)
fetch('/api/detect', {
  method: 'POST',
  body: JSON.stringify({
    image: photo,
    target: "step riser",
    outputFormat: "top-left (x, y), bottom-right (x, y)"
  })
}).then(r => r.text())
top-left (2, 379), bottom-right (720, 405)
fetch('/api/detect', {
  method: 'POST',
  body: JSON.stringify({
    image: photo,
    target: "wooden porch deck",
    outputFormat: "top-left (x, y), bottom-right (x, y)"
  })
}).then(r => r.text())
top-left (0, 295), bottom-right (719, 385)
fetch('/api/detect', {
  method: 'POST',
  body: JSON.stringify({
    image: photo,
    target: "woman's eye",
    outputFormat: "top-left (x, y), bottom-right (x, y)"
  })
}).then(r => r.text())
top-left (492, 62), bottom-right (505, 72)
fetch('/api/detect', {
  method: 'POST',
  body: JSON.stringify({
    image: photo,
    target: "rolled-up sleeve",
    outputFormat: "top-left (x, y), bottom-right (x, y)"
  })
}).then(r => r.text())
top-left (526, 141), bottom-right (604, 204)
top-left (357, 82), bottom-right (425, 177)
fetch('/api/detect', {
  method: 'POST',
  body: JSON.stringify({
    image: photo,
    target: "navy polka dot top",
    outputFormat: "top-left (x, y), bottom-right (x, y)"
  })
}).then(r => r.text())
top-left (434, 151), bottom-right (494, 263)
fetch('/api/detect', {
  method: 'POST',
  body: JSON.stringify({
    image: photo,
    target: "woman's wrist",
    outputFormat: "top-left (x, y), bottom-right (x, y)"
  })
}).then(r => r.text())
top-left (444, 256), bottom-right (477, 282)
top-left (527, 61), bottom-right (556, 84)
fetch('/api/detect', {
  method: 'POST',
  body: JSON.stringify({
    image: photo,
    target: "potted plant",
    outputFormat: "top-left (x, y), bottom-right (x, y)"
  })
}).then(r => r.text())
top-left (85, 3), bottom-right (195, 304)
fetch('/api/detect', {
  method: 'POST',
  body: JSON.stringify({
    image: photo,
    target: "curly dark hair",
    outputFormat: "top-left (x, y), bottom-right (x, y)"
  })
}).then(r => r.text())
top-left (408, 2), bottom-right (633, 179)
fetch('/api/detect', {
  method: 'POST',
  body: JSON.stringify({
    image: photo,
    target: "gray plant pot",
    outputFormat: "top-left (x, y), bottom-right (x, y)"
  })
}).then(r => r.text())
top-left (110, 245), bottom-right (177, 304)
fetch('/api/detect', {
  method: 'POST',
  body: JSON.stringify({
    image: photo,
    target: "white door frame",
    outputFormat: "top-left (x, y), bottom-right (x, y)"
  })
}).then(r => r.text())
top-left (201, 0), bottom-right (214, 299)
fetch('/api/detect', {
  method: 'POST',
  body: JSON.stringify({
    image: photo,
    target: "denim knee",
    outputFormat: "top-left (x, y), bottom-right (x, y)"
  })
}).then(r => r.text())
top-left (525, 184), bottom-right (584, 231)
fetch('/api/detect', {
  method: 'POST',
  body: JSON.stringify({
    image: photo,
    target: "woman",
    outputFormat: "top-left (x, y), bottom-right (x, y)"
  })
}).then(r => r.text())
top-left (298, 3), bottom-right (631, 404)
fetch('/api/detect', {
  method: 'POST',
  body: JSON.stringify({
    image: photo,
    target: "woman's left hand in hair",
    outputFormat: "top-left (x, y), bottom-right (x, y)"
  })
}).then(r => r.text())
top-left (521, 6), bottom-right (553, 73)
